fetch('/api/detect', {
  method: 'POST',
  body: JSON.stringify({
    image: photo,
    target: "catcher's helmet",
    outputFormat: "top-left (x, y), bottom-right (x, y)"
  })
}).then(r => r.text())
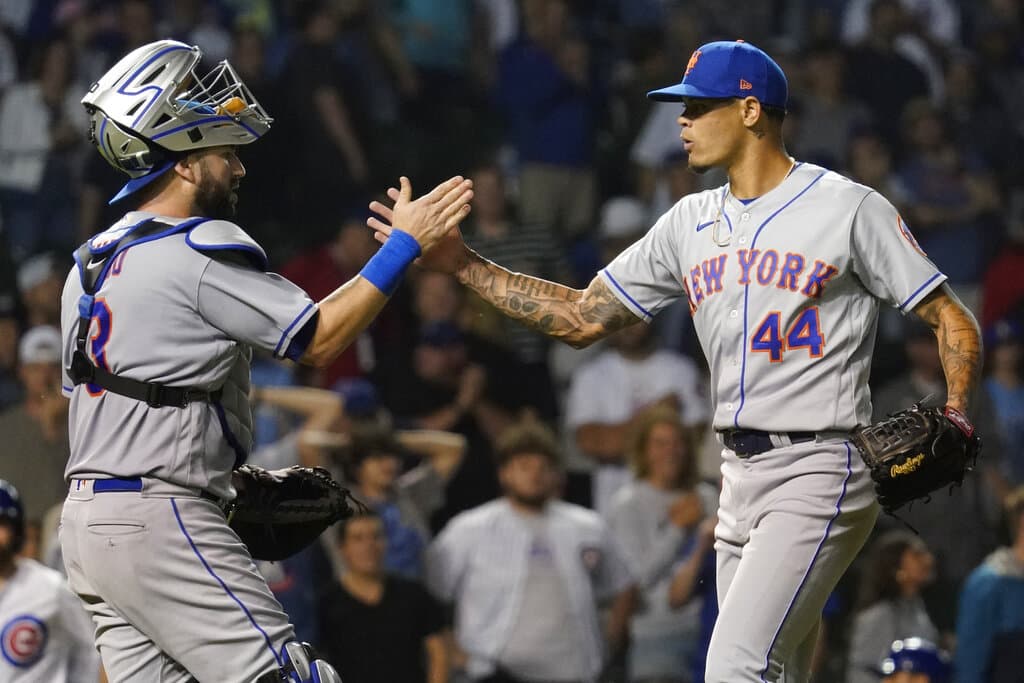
top-left (0, 480), bottom-right (25, 554)
top-left (881, 638), bottom-right (951, 683)
top-left (81, 39), bottom-right (272, 204)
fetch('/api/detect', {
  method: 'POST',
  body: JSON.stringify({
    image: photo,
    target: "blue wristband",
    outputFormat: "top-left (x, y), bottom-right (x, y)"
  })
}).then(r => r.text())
top-left (359, 229), bottom-right (422, 295)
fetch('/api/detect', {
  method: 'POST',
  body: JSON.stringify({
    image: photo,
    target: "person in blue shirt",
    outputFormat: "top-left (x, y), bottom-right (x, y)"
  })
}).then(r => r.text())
top-left (954, 486), bottom-right (1024, 683)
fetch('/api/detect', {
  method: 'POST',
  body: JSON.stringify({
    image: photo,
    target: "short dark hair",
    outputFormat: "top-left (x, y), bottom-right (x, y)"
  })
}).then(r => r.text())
top-left (1006, 486), bottom-right (1024, 538)
top-left (761, 104), bottom-right (787, 124)
top-left (494, 422), bottom-right (562, 468)
top-left (336, 509), bottom-right (381, 544)
top-left (341, 423), bottom-right (403, 480)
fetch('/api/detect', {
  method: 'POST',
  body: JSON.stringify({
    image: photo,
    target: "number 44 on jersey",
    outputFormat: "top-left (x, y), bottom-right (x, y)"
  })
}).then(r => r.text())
top-left (750, 307), bottom-right (824, 362)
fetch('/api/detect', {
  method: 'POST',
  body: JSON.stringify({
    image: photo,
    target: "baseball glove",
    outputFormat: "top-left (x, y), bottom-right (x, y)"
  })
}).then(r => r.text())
top-left (224, 465), bottom-right (364, 561)
top-left (851, 403), bottom-right (981, 513)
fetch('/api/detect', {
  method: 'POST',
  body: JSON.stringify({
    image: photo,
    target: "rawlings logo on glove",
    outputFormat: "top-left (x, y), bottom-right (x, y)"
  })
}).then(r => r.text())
top-left (851, 402), bottom-right (981, 513)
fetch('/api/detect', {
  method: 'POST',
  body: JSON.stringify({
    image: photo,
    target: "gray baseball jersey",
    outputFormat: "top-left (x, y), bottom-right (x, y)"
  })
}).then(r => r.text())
top-left (602, 162), bottom-right (945, 432)
top-left (58, 211), bottom-right (315, 680)
top-left (601, 161), bottom-right (942, 683)
top-left (0, 558), bottom-right (99, 682)
top-left (59, 211), bottom-right (318, 498)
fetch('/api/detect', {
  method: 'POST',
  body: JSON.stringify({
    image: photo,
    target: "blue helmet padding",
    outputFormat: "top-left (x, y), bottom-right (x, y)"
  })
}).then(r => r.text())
top-left (881, 638), bottom-right (951, 682)
top-left (109, 159), bottom-right (176, 205)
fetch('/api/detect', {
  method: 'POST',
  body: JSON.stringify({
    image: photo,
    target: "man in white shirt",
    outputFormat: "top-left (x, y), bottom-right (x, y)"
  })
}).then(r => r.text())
top-left (426, 422), bottom-right (636, 683)
top-left (565, 317), bottom-right (709, 516)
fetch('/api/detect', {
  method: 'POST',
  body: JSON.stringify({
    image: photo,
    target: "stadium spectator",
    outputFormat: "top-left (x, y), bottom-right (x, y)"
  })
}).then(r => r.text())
top-left (846, 531), bottom-right (939, 683)
top-left (606, 406), bottom-right (717, 683)
top-left (954, 486), bottom-right (1024, 683)
top-left (378, 317), bottom-right (506, 530)
top-left (16, 252), bottom-right (63, 328)
top-left (320, 511), bottom-right (449, 683)
top-left (0, 290), bottom-right (21, 409)
top-left (895, 99), bottom-right (999, 286)
top-left (843, 0), bottom-right (930, 150)
top-left (277, 0), bottom-right (370, 240)
top-left (463, 159), bottom-right (570, 417)
top-left (0, 326), bottom-right (69, 527)
top-left (880, 637), bottom-right (951, 683)
top-left (496, 0), bottom-right (600, 240)
top-left (426, 421), bottom-right (636, 683)
top-left (872, 322), bottom-right (1003, 632)
top-left (791, 43), bottom-right (870, 169)
top-left (0, 37), bottom-right (88, 260)
top-left (983, 319), bottom-right (1024, 493)
top-left (0, 481), bottom-right (102, 682)
top-left (339, 423), bottom-right (464, 579)
top-left (565, 312), bottom-right (708, 516)
top-left (981, 201), bottom-right (1024, 330)
top-left (280, 214), bottom-right (385, 385)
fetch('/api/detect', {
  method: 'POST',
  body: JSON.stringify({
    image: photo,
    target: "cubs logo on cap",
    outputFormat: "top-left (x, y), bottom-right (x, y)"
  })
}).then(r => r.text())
top-left (1, 615), bottom-right (48, 668)
top-left (648, 40), bottom-right (788, 109)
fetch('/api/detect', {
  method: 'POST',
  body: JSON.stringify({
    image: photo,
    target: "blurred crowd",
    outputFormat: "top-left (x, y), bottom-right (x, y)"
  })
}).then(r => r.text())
top-left (1, 0), bottom-right (1024, 681)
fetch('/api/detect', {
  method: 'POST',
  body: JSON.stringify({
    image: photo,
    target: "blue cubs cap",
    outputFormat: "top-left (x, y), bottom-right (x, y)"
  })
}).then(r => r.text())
top-left (648, 40), bottom-right (788, 109)
top-left (880, 638), bottom-right (950, 683)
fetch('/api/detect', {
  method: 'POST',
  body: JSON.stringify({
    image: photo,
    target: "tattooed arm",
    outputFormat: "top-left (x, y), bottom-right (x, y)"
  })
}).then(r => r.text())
top-left (454, 249), bottom-right (641, 348)
top-left (911, 283), bottom-right (982, 412)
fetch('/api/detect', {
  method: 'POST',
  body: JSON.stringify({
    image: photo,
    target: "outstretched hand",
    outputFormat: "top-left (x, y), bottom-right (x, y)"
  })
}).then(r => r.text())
top-left (367, 176), bottom-right (474, 274)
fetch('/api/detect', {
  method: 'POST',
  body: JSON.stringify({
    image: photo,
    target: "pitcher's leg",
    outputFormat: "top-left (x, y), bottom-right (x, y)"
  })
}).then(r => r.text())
top-left (704, 466), bottom-right (876, 683)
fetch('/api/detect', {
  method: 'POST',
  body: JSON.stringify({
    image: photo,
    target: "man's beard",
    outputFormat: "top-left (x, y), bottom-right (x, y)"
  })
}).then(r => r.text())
top-left (506, 490), bottom-right (548, 510)
top-left (0, 542), bottom-right (16, 571)
top-left (191, 174), bottom-right (236, 220)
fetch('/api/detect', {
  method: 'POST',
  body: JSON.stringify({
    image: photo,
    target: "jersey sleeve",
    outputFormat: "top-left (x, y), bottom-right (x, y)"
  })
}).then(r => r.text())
top-left (197, 259), bottom-right (319, 359)
top-left (849, 191), bottom-right (946, 313)
top-left (599, 209), bottom-right (684, 322)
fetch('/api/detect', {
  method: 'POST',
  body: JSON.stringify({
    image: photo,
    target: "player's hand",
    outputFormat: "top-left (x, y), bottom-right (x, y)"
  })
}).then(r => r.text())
top-left (668, 492), bottom-right (703, 530)
top-left (367, 176), bottom-right (473, 255)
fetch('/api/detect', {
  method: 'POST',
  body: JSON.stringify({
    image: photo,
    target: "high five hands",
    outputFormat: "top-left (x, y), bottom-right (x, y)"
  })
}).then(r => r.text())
top-left (367, 176), bottom-right (474, 274)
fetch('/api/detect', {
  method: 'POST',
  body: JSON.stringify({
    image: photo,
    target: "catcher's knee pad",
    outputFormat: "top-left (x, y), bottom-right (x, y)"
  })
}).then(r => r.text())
top-left (252, 642), bottom-right (343, 683)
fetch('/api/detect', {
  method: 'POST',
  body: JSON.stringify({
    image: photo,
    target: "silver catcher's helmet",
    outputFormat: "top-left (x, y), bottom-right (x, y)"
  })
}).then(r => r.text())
top-left (81, 39), bottom-right (273, 203)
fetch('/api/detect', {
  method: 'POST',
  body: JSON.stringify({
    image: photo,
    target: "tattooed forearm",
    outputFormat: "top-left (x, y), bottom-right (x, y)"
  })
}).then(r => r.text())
top-left (455, 250), bottom-right (639, 347)
top-left (912, 285), bottom-right (982, 412)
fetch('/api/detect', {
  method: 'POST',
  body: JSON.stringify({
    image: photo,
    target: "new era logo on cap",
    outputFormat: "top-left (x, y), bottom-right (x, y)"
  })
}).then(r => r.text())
top-left (647, 40), bottom-right (788, 109)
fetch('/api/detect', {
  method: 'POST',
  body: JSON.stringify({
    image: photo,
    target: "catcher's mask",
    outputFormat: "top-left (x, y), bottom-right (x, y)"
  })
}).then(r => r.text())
top-left (81, 39), bottom-right (272, 204)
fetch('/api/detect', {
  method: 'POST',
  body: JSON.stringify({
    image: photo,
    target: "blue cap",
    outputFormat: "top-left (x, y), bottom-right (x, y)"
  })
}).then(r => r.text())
top-left (331, 378), bottom-right (380, 418)
top-left (648, 40), bottom-right (788, 109)
top-left (985, 318), bottom-right (1023, 348)
top-left (108, 160), bottom-right (176, 205)
top-left (880, 638), bottom-right (950, 683)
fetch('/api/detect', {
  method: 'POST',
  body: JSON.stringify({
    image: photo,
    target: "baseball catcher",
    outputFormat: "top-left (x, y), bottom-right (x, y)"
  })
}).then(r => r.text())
top-left (851, 402), bottom-right (981, 513)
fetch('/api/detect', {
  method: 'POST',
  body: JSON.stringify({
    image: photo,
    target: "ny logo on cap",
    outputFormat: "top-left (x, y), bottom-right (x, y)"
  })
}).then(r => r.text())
top-left (685, 50), bottom-right (702, 76)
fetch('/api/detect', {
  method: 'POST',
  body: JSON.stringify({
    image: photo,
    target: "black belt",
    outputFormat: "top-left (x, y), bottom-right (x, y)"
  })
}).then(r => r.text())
top-left (90, 477), bottom-right (220, 503)
top-left (720, 429), bottom-right (816, 457)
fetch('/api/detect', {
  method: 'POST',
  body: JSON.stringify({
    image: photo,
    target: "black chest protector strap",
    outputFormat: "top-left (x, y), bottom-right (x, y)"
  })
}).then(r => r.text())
top-left (67, 218), bottom-right (223, 408)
